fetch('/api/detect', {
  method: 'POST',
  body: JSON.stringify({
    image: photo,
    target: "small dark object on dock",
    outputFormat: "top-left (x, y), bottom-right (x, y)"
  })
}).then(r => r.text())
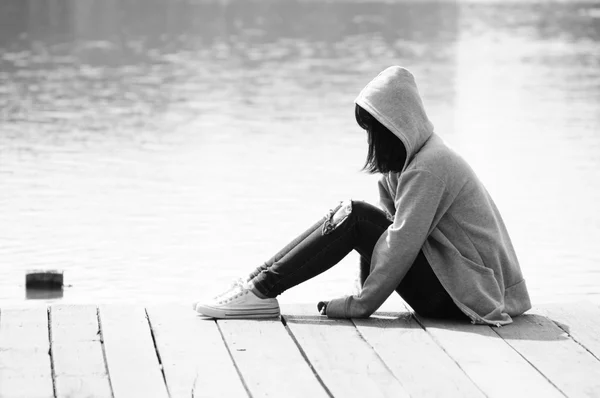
top-left (26, 269), bottom-right (64, 289)
top-left (26, 288), bottom-right (64, 300)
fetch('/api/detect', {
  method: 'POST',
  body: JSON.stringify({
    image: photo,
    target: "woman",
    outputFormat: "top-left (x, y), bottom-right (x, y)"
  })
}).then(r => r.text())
top-left (193, 66), bottom-right (531, 325)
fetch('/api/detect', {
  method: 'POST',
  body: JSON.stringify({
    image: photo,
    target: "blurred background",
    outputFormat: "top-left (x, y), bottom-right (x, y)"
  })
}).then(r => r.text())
top-left (1, 0), bottom-right (599, 306)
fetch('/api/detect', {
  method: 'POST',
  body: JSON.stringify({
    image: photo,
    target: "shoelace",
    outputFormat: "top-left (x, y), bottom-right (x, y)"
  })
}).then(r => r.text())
top-left (212, 278), bottom-right (244, 300)
top-left (218, 287), bottom-right (249, 304)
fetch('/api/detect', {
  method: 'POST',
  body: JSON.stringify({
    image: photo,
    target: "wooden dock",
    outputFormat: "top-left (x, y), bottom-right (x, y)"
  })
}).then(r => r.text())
top-left (1, 301), bottom-right (600, 398)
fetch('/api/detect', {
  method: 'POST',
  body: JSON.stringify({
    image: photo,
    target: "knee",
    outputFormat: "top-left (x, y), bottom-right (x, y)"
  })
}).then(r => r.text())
top-left (322, 200), bottom-right (354, 235)
top-left (349, 200), bottom-right (372, 216)
top-left (322, 199), bottom-right (378, 235)
top-left (333, 200), bottom-right (353, 225)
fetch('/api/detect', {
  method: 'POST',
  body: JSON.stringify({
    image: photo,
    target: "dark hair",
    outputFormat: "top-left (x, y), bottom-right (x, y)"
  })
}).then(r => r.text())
top-left (355, 104), bottom-right (407, 174)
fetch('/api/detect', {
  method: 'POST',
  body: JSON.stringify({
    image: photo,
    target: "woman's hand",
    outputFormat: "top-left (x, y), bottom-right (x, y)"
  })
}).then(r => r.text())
top-left (317, 301), bottom-right (329, 315)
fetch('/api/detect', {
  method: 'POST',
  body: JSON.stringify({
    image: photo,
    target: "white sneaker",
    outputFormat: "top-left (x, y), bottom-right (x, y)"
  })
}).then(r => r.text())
top-left (194, 284), bottom-right (280, 319)
top-left (192, 278), bottom-right (245, 311)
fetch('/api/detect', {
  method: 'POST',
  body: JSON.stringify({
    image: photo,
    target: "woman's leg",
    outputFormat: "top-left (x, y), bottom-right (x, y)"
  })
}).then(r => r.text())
top-left (199, 199), bottom-right (466, 320)
top-left (395, 251), bottom-right (467, 320)
top-left (249, 200), bottom-right (392, 298)
top-left (244, 204), bottom-right (345, 283)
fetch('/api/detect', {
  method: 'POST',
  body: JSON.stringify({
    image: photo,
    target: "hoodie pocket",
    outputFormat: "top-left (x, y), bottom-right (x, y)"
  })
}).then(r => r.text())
top-left (425, 244), bottom-right (504, 323)
top-left (456, 254), bottom-right (495, 276)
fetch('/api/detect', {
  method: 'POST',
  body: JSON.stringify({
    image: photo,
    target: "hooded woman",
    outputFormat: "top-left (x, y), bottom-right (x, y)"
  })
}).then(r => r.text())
top-left (193, 66), bottom-right (531, 326)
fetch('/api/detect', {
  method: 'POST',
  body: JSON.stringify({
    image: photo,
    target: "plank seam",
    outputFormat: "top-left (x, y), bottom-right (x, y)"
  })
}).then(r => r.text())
top-left (191, 372), bottom-right (200, 398)
top-left (215, 320), bottom-right (254, 398)
top-left (349, 318), bottom-right (407, 390)
top-left (97, 306), bottom-right (116, 398)
top-left (550, 320), bottom-right (600, 362)
top-left (47, 306), bottom-right (58, 398)
top-left (145, 308), bottom-right (172, 398)
top-left (408, 309), bottom-right (490, 398)
top-left (490, 326), bottom-right (568, 397)
top-left (280, 315), bottom-right (335, 398)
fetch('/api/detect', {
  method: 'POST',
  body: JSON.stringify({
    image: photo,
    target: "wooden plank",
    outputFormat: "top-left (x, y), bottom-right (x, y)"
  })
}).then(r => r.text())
top-left (353, 311), bottom-right (484, 398)
top-left (495, 313), bottom-right (600, 397)
top-left (49, 305), bottom-right (112, 398)
top-left (0, 307), bottom-right (50, 349)
top-left (282, 304), bottom-right (408, 398)
top-left (0, 345), bottom-right (52, 376)
top-left (417, 316), bottom-right (563, 398)
top-left (536, 301), bottom-right (600, 360)
top-left (51, 341), bottom-right (106, 375)
top-left (99, 305), bottom-right (169, 398)
top-left (0, 307), bottom-right (54, 398)
top-left (0, 376), bottom-right (54, 398)
top-left (51, 304), bottom-right (100, 343)
top-left (54, 376), bottom-right (113, 398)
top-left (146, 304), bottom-right (247, 398)
top-left (219, 316), bottom-right (329, 398)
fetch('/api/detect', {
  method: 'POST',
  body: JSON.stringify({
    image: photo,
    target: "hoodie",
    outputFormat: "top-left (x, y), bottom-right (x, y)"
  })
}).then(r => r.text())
top-left (326, 66), bottom-right (531, 325)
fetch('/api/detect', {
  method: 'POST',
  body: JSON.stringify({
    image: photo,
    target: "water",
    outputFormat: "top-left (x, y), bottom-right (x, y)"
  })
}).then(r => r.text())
top-left (1, 0), bottom-right (599, 306)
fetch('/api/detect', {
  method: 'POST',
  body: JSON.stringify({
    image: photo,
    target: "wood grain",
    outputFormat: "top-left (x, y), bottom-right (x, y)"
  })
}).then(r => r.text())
top-left (54, 375), bottom-right (112, 398)
top-left (99, 305), bottom-right (169, 398)
top-left (0, 376), bottom-right (54, 398)
top-left (354, 311), bottom-right (484, 398)
top-left (219, 316), bottom-right (328, 398)
top-left (50, 304), bottom-right (112, 398)
top-left (51, 304), bottom-right (100, 343)
top-left (417, 316), bottom-right (563, 398)
top-left (147, 304), bottom-right (247, 398)
top-left (283, 304), bottom-right (408, 398)
top-left (2, 302), bottom-right (600, 398)
top-left (0, 307), bottom-right (54, 398)
top-left (536, 302), bottom-right (600, 360)
top-left (495, 313), bottom-right (600, 397)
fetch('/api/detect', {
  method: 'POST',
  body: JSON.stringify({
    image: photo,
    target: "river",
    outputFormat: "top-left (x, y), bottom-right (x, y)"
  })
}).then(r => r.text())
top-left (1, 0), bottom-right (599, 306)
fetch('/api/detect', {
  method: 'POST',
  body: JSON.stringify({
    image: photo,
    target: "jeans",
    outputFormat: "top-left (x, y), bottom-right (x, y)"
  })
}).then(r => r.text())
top-left (248, 200), bottom-right (465, 319)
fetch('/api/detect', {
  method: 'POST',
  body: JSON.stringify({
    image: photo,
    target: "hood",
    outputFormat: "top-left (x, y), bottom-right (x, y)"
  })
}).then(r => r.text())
top-left (355, 66), bottom-right (434, 171)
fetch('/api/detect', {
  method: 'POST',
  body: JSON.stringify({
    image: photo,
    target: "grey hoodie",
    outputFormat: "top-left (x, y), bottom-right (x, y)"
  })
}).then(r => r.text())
top-left (326, 66), bottom-right (531, 325)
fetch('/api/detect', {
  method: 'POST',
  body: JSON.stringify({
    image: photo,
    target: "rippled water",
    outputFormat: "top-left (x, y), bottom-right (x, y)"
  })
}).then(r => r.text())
top-left (1, 0), bottom-right (599, 306)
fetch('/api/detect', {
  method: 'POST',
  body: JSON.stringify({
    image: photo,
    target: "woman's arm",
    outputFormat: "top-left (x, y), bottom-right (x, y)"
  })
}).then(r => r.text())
top-left (377, 175), bottom-right (396, 219)
top-left (326, 170), bottom-right (447, 318)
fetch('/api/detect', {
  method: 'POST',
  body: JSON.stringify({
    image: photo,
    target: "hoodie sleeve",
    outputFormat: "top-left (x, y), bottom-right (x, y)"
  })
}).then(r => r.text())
top-left (326, 170), bottom-right (446, 318)
top-left (377, 175), bottom-right (396, 218)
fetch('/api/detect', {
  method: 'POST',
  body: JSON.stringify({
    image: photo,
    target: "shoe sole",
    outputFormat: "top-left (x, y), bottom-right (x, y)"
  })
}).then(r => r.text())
top-left (195, 304), bottom-right (280, 319)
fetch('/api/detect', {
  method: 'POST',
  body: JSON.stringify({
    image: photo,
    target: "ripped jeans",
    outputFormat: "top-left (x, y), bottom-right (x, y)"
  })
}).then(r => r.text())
top-left (248, 200), bottom-right (465, 319)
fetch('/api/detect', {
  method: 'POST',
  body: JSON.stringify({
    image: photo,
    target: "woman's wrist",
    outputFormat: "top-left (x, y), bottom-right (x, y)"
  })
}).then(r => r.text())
top-left (317, 301), bottom-right (329, 315)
